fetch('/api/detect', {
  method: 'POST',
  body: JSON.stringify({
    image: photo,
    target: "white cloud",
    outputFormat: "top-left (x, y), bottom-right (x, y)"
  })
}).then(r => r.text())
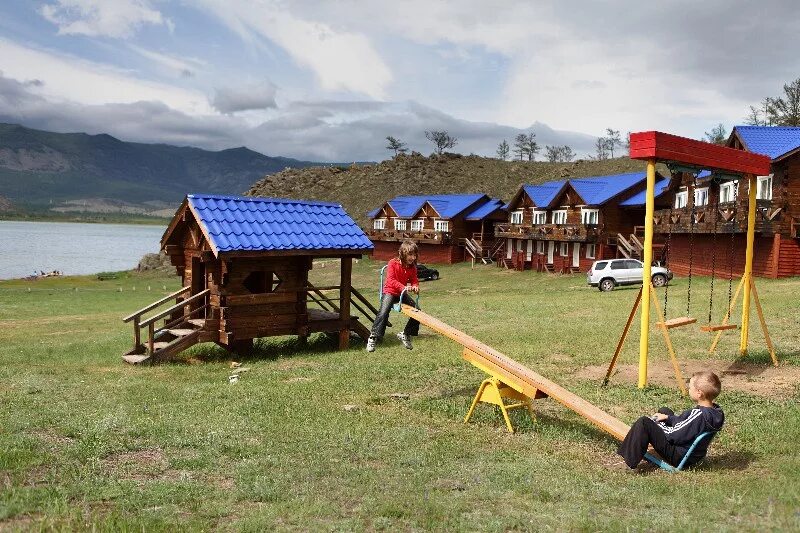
top-left (40, 0), bottom-right (169, 38)
top-left (191, 0), bottom-right (392, 100)
top-left (0, 38), bottom-right (212, 114)
top-left (211, 82), bottom-right (278, 114)
top-left (128, 44), bottom-right (206, 78)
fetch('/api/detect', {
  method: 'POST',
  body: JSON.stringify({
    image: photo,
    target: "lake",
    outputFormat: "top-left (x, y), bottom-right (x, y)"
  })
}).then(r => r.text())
top-left (0, 220), bottom-right (166, 280)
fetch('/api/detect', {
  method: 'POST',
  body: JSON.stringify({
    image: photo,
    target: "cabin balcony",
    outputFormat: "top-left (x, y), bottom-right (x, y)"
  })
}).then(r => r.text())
top-left (653, 200), bottom-right (783, 234)
top-left (494, 223), bottom-right (601, 242)
top-left (366, 229), bottom-right (454, 245)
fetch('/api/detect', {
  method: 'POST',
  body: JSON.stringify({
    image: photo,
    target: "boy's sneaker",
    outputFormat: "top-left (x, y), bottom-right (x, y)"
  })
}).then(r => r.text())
top-left (366, 336), bottom-right (377, 352)
top-left (396, 332), bottom-right (413, 350)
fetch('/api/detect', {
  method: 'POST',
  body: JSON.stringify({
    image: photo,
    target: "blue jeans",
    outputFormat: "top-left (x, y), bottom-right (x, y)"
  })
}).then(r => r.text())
top-left (370, 293), bottom-right (420, 339)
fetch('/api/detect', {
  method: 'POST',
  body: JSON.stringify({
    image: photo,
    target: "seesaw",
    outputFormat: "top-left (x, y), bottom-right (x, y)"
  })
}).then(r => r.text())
top-left (400, 304), bottom-right (630, 440)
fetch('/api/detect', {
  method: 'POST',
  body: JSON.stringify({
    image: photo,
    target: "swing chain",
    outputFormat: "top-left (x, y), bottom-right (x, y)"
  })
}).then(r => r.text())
top-left (663, 214), bottom-right (673, 319)
top-left (727, 180), bottom-right (739, 306)
top-left (686, 174), bottom-right (697, 316)
top-left (708, 193), bottom-right (720, 324)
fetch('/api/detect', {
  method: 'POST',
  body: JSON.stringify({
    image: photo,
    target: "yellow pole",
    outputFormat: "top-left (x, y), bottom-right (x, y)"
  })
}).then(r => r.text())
top-left (740, 173), bottom-right (757, 355)
top-left (638, 159), bottom-right (656, 388)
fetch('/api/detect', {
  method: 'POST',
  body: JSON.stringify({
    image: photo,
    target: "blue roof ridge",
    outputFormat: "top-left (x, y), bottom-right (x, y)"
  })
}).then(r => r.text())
top-left (187, 193), bottom-right (342, 208)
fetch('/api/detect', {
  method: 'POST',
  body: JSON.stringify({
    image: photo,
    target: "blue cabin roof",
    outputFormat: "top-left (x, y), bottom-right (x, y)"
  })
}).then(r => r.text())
top-left (522, 180), bottom-right (567, 207)
top-left (733, 125), bottom-right (800, 161)
top-left (619, 178), bottom-right (672, 206)
top-left (185, 194), bottom-right (373, 254)
top-left (370, 193), bottom-right (493, 219)
top-left (465, 198), bottom-right (506, 220)
top-left (569, 172), bottom-right (647, 206)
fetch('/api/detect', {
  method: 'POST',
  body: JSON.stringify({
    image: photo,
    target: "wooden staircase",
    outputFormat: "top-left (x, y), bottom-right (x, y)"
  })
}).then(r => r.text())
top-left (122, 287), bottom-right (211, 364)
top-left (462, 235), bottom-right (505, 265)
top-left (305, 283), bottom-right (376, 342)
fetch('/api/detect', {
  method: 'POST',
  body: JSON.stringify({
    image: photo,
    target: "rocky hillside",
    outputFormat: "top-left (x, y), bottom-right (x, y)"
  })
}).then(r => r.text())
top-left (247, 152), bottom-right (650, 226)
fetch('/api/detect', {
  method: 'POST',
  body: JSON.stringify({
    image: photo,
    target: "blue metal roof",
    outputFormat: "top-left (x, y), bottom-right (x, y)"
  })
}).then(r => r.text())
top-left (733, 125), bottom-right (800, 161)
top-left (186, 194), bottom-right (373, 254)
top-left (372, 193), bottom-right (489, 219)
top-left (465, 198), bottom-right (505, 220)
top-left (522, 180), bottom-right (567, 207)
top-left (619, 178), bottom-right (671, 206)
top-left (569, 172), bottom-right (647, 205)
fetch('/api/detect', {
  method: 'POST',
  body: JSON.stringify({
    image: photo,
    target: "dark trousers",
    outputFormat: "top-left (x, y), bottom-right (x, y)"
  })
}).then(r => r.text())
top-left (370, 293), bottom-right (420, 339)
top-left (617, 408), bottom-right (687, 468)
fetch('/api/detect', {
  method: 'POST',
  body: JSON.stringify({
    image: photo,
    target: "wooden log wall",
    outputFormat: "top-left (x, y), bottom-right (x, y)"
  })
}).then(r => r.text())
top-left (370, 240), bottom-right (462, 264)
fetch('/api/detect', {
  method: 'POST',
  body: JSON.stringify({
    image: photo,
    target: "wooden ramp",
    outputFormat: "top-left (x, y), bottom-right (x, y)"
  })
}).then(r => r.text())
top-left (401, 305), bottom-right (631, 441)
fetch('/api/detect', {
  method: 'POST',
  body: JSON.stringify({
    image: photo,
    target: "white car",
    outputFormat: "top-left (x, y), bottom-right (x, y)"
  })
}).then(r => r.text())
top-left (587, 259), bottom-right (673, 292)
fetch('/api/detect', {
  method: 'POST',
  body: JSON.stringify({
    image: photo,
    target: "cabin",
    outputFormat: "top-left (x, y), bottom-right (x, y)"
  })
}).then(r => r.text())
top-left (495, 173), bottom-right (663, 272)
top-left (650, 126), bottom-right (800, 278)
top-left (121, 194), bottom-right (375, 364)
top-left (366, 194), bottom-right (506, 264)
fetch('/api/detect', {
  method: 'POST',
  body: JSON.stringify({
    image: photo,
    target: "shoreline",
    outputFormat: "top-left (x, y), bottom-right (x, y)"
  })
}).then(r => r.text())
top-left (0, 214), bottom-right (170, 226)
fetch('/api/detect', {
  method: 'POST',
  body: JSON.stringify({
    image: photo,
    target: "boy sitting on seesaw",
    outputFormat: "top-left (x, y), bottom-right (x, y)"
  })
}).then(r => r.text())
top-left (617, 370), bottom-right (725, 469)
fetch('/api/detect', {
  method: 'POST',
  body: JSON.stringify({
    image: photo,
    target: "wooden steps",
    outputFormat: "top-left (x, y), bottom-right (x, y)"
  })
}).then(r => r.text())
top-left (122, 321), bottom-right (204, 364)
top-left (122, 354), bottom-right (150, 365)
top-left (187, 319), bottom-right (206, 327)
top-left (700, 324), bottom-right (738, 332)
top-left (660, 316), bottom-right (697, 329)
top-left (167, 328), bottom-right (196, 336)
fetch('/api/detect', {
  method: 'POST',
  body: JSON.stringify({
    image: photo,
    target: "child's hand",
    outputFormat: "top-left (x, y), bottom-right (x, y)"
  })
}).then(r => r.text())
top-left (410, 284), bottom-right (419, 294)
top-left (651, 413), bottom-right (668, 422)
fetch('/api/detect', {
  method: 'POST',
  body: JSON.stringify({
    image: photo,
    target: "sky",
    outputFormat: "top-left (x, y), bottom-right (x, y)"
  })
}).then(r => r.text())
top-left (0, 0), bottom-right (798, 162)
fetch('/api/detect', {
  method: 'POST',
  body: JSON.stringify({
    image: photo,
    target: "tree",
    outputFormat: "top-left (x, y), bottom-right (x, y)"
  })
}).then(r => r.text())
top-left (513, 133), bottom-right (527, 160)
top-left (605, 128), bottom-right (622, 157)
top-left (496, 140), bottom-right (510, 161)
top-left (424, 130), bottom-right (458, 154)
top-left (385, 136), bottom-right (407, 156)
top-left (624, 131), bottom-right (631, 151)
top-left (594, 137), bottom-right (608, 159)
top-left (704, 123), bottom-right (727, 145)
top-left (545, 145), bottom-right (575, 163)
top-left (765, 78), bottom-right (800, 126)
top-left (522, 132), bottom-right (539, 161)
top-left (560, 145), bottom-right (575, 162)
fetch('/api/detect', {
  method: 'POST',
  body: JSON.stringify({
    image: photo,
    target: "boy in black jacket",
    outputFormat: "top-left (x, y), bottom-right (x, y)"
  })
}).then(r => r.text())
top-left (617, 370), bottom-right (725, 469)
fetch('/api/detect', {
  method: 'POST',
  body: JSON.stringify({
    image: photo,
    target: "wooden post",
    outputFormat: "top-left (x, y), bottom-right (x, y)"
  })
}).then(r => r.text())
top-left (339, 257), bottom-right (352, 350)
top-left (605, 287), bottom-right (642, 385)
top-left (740, 173), bottom-right (757, 355)
top-left (638, 159), bottom-right (656, 388)
top-left (133, 316), bottom-right (141, 350)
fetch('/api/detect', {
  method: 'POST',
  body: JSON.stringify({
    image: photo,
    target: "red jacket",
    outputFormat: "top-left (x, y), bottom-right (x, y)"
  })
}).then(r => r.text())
top-left (382, 258), bottom-right (419, 296)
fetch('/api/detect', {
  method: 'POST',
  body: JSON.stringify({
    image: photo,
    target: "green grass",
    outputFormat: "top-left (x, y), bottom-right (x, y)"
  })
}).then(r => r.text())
top-left (1, 261), bottom-right (799, 531)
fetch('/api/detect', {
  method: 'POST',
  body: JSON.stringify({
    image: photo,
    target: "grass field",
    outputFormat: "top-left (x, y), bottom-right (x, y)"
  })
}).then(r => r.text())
top-left (1, 260), bottom-right (798, 531)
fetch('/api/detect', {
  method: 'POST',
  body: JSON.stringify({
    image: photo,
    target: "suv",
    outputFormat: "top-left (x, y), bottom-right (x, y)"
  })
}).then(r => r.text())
top-left (587, 259), bottom-right (673, 292)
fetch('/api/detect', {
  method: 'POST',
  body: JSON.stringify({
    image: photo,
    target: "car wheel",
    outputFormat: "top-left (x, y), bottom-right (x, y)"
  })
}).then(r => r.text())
top-left (599, 278), bottom-right (615, 292)
top-left (431, 272), bottom-right (439, 280)
top-left (652, 273), bottom-right (667, 287)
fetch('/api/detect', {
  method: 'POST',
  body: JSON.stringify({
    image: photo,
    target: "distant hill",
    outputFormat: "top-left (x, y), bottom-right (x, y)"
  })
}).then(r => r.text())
top-left (0, 123), bottom-right (325, 216)
top-left (247, 151), bottom-right (651, 226)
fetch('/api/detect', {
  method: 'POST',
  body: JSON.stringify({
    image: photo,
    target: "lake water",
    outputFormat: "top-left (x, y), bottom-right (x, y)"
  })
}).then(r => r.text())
top-left (0, 220), bottom-right (166, 280)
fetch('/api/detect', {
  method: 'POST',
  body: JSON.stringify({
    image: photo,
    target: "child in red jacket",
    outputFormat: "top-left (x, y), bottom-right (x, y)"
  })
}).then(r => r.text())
top-left (367, 240), bottom-right (420, 352)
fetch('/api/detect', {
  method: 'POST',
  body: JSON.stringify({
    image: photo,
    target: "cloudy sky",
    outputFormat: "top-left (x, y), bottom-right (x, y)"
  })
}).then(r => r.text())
top-left (0, 0), bottom-right (798, 162)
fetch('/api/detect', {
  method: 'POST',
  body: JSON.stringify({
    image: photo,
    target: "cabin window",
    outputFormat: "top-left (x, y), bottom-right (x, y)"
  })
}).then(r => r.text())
top-left (411, 219), bottom-right (424, 231)
top-left (510, 209), bottom-right (524, 224)
top-left (559, 242), bottom-right (568, 256)
top-left (719, 181), bottom-right (737, 203)
top-left (586, 243), bottom-right (596, 259)
top-left (516, 239), bottom-right (524, 251)
top-left (581, 208), bottom-right (599, 225)
top-left (394, 219), bottom-right (407, 231)
top-left (434, 219), bottom-right (449, 232)
top-left (757, 174), bottom-right (773, 200)
top-left (675, 190), bottom-right (688, 209)
top-left (694, 187), bottom-right (709, 207)
top-left (532, 210), bottom-right (547, 224)
top-left (373, 218), bottom-right (386, 229)
top-left (536, 241), bottom-right (545, 254)
top-left (243, 271), bottom-right (282, 294)
top-left (552, 210), bottom-right (567, 224)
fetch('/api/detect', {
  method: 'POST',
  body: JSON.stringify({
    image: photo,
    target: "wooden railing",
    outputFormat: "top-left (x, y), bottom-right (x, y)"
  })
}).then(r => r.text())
top-left (305, 282), bottom-right (380, 325)
top-left (653, 200), bottom-right (784, 234)
top-left (495, 223), bottom-right (601, 242)
top-left (366, 229), bottom-right (453, 244)
top-left (123, 287), bottom-right (209, 355)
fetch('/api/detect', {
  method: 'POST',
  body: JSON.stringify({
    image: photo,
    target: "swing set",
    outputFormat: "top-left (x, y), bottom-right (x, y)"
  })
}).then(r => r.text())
top-left (604, 131), bottom-right (778, 394)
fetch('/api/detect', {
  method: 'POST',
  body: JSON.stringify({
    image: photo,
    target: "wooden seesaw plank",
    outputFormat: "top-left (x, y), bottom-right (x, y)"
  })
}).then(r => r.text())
top-left (401, 305), bottom-right (631, 441)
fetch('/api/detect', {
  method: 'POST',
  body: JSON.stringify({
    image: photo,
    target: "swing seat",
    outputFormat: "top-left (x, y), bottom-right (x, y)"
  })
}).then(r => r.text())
top-left (645, 431), bottom-right (717, 473)
top-left (660, 316), bottom-right (697, 329)
top-left (700, 324), bottom-right (738, 332)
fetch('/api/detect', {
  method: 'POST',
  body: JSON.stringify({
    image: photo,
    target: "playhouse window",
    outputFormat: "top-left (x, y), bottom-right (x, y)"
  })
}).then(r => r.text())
top-left (434, 219), bottom-right (449, 232)
top-left (757, 174), bottom-right (773, 200)
top-left (675, 190), bottom-right (688, 209)
top-left (243, 271), bottom-right (282, 294)
top-left (581, 208), bottom-right (599, 225)
top-left (394, 219), bottom-right (407, 231)
top-left (373, 219), bottom-right (386, 229)
top-left (532, 210), bottom-right (547, 224)
top-left (411, 219), bottom-right (424, 231)
top-left (719, 181), bottom-right (737, 203)
top-left (694, 187), bottom-right (709, 206)
top-left (510, 209), bottom-right (524, 224)
top-left (552, 210), bottom-right (567, 224)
